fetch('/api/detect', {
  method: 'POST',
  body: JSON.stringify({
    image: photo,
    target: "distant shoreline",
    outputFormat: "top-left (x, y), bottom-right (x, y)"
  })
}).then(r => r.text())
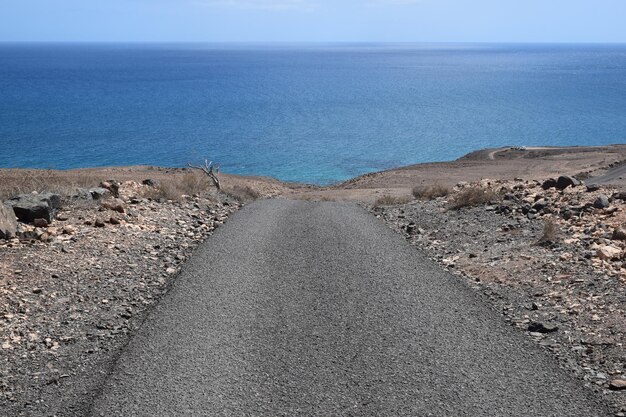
top-left (2, 144), bottom-right (626, 203)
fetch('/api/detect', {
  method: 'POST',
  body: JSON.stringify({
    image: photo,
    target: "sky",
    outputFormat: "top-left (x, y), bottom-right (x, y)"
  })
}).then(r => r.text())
top-left (1, 0), bottom-right (626, 43)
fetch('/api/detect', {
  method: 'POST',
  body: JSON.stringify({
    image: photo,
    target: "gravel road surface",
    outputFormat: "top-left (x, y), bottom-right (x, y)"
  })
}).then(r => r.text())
top-left (90, 199), bottom-right (610, 416)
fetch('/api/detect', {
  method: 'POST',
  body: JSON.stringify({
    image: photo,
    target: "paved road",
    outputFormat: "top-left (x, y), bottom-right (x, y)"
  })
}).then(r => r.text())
top-left (90, 199), bottom-right (609, 416)
top-left (591, 163), bottom-right (626, 185)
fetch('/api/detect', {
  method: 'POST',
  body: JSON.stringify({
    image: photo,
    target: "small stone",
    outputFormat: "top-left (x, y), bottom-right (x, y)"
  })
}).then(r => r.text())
top-left (593, 195), bottom-right (610, 209)
top-left (101, 198), bottom-right (126, 214)
top-left (527, 321), bottom-right (559, 333)
top-left (109, 216), bottom-right (121, 225)
top-left (32, 288), bottom-right (42, 294)
top-left (33, 218), bottom-right (49, 227)
top-left (406, 223), bottom-right (418, 235)
top-left (166, 267), bottom-right (177, 275)
top-left (62, 225), bottom-right (77, 235)
top-left (612, 227), bottom-right (626, 241)
top-left (94, 219), bottom-right (106, 228)
top-left (609, 379), bottom-right (626, 390)
top-left (597, 245), bottom-right (622, 260)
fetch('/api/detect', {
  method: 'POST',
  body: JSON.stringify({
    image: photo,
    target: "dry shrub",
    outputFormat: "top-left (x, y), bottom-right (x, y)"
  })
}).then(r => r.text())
top-left (373, 195), bottom-right (411, 207)
top-left (223, 185), bottom-right (261, 202)
top-left (536, 219), bottom-right (559, 245)
top-left (142, 172), bottom-right (210, 201)
top-left (412, 184), bottom-right (451, 200)
top-left (0, 169), bottom-right (102, 200)
top-left (450, 187), bottom-right (498, 210)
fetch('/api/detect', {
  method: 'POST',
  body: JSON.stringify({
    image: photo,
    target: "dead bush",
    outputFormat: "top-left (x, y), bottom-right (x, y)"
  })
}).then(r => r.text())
top-left (223, 186), bottom-right (261, 202)
top-left (412, 184), bottom-right (451, 200)
top-left (142, 172), bottom-right (210, 201)
top-left (450, 187), bottom-right (498, 210)
top-left (373, 195), bottom-right (411, 207)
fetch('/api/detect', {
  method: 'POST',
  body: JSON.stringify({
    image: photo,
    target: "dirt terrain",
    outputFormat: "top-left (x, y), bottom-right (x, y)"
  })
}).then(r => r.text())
top-left (3, 144), bottom-right (626, 415)
top-left (294, 145), bottom-right (626, 202)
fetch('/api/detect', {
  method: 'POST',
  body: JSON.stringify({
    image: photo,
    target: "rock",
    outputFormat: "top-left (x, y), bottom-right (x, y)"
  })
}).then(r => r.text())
top-left (593, 195), bottom-right (610, 209)
top-left (68, 188), bottom-right (93, 201)
top-left (609, 379), bottom-right (626, 390)
top-left (62, 225), bottom-right (76, 235)
top-left (0, 202), bottom-right (18, 239)
top-left (597, 245), bottom-right (622, 260)
top-left (613, 227), bottom-right (626, 241)
top-left (33, 218), bottom-right (49, 228)
top-left (101, 180), bottom-right (120, 198)
top-left (142, 179), bottom-right (157, 186)
top-left (541, 178), bottom-right (557, 190)
top-left (527, 322), bottom-right (559, 333)
top-left (109, 216), bottom-right (120, 225)
top-left (555, 176), bottom-right (581, 190)
top-left (5, 193), bottom-right (61, 223)
top-left (94, 218), bottom-right (106, 228)
top-left (89, 188), bottom-right (111, 200)
top-left (101, 198), bottom-right (126, 214)
top-left (586, 184), bottom-right (601, 192)
top-left (532, 199), bottom-right (548, 211)
top-left (612, 191), bottom-right (626, 201)
top-left (166, 267), bottom-right (177, 275)
top-left (406, 223), bottom-right (419, 235)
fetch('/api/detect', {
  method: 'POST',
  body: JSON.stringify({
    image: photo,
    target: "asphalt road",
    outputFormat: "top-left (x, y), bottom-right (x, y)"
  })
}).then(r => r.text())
top-left (591, 163), bottom-right (626, 185)
top-left (90, 199), bottom-right (609, 416)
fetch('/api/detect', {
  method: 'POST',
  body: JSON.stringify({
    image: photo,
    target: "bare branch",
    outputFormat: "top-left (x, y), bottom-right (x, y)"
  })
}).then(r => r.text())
top-left (187, 160), bottom-right (221, 190)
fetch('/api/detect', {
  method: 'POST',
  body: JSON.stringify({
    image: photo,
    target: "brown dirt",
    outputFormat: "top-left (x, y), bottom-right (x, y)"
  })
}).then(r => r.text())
top-left (290, 144), bottom-right (626, 203)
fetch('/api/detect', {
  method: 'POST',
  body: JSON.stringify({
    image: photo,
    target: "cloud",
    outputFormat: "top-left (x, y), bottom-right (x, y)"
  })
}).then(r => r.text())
top-left (196, 0), bottom-right (317, 12)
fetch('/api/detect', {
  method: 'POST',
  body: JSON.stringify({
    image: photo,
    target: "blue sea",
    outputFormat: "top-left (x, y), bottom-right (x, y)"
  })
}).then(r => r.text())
top-left (1, 43), bottom-right (626, 184)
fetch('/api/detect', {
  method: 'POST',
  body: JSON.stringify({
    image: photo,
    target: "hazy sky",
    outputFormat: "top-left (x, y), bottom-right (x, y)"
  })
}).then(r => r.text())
top-left (2, 0), bottom-right (626, 43)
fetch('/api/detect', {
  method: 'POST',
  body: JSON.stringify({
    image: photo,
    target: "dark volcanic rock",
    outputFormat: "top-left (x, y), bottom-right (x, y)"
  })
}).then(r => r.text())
top-left (6, 193), bottom-right (62, 223)
top-left (555, 176), bottom-right (581, 190)
top-left (542, 178), bottom-right (558, 190)
top-left (528, 321), bottom-right (559, 333)
top-left (612, 192), bottom-right (626, 202)
top-left (586, 184), bottom-right (601, 192)
top-left (593, 195), bottom-right (610, 209)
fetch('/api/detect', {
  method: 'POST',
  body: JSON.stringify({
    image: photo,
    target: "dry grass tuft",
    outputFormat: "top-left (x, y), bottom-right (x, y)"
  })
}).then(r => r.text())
top-left (412, 184), bottom-right (451, 200)
top-left (0, 169), bottom-right (102, 200)
top-left (449, 187), bottom-right (498, 210)
top-left (142, 172), bottom-right (211, 201)
top-left (373, 195), bottom-right (411, 207)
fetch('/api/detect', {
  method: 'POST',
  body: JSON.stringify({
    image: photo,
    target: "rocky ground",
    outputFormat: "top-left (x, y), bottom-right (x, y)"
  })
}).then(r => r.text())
top-left (3, 146), bottom-right (626, 415)
top-left (372, 178), bottom-right (626, 415)
top-left (0, 179), bottom-right (245, 416)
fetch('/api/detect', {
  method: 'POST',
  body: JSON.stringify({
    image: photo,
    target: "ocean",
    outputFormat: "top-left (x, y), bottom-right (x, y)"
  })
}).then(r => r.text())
top-left (1, 43), bottom-right (625, 184)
